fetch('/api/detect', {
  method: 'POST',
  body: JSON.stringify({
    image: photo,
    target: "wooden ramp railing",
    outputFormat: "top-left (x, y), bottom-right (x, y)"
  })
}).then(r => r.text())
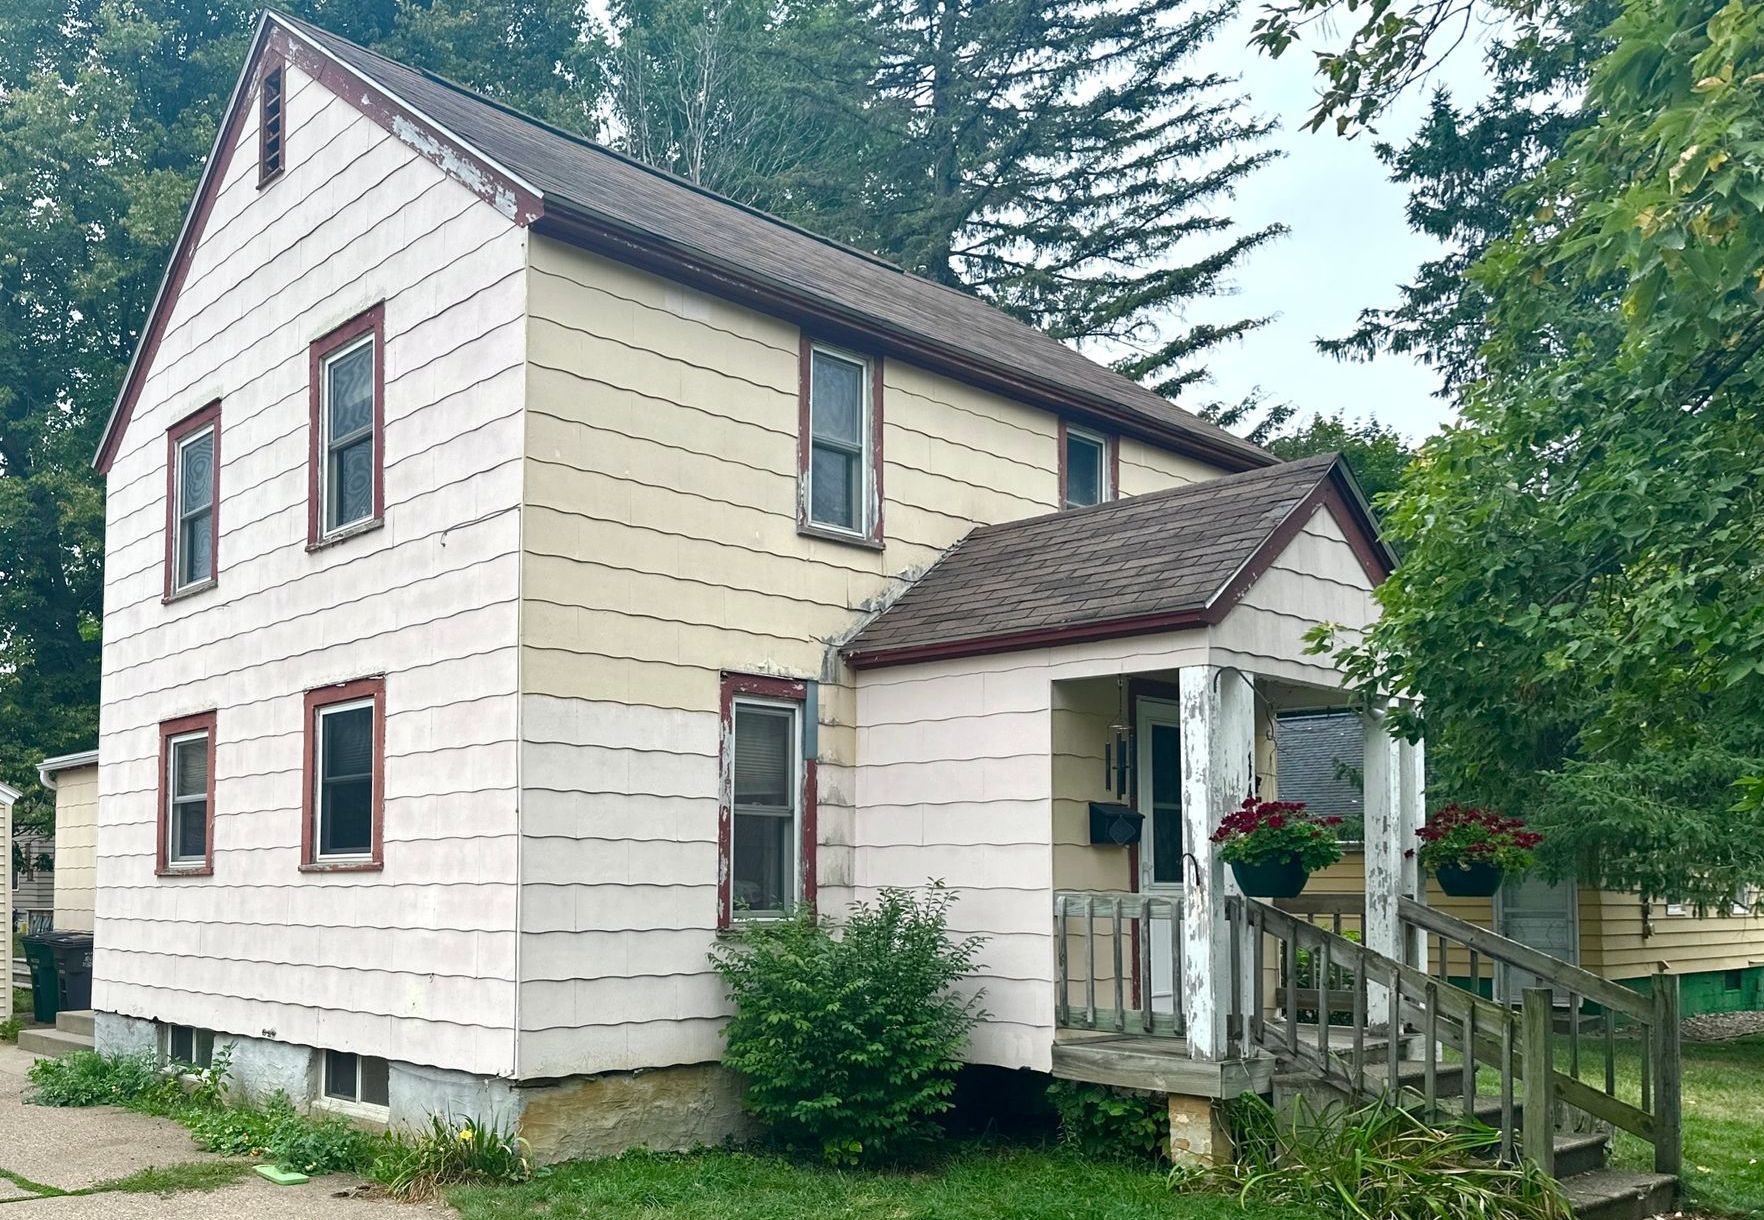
top-left (1237, 896), bottom-right (1682, 1177)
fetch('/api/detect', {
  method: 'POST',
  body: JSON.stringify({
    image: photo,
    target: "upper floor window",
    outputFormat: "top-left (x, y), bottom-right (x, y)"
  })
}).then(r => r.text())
top-left (1060, 422), bottom-right (1114, 509)
top-left (308, 305), bottom-right (384, 547)
top-left (798, 339), bottom-right (882, 546)
top-left (302, 676), bottom-right (385, 871)
top-left (165, 402), bottom-right (220, 599)
top-left (259, 62), bottom-right (285, 186)
top-left (158, 711), bottom-right (216, 876)
top-left (719, 673), bottom-right (815, 926)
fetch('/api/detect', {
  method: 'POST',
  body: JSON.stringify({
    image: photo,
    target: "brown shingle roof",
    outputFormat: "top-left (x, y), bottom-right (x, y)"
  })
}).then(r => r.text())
top-left (844, 454), bottom-right (1391, 668)
top-left (275, 14), bottom-right (1272, 472)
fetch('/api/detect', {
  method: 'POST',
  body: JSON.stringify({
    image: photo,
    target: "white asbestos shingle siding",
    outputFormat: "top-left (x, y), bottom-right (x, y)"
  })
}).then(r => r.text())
top-left (96, 62), bottom-right (528, 1078)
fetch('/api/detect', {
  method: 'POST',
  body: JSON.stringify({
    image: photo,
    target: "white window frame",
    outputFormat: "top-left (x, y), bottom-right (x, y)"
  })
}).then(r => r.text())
top-left (321, 1049), bottom-right (390, 1112)
top-left (313, 697), bottom-right (375, 862)
top-left (804, 343), bottom-right (875, 539)
top-left (729, 696), bottom-right (803, 921)
top-left (165, 730), bottom-right (211, 868)
top-left (318, 333), bottom-right (377, 538)
top-left (165, 1024), bottom-right (215, 1069)
top-left (172, 424), bottom-right (217, 591)
top-left (1063, 424), bottom-right (1111, 509)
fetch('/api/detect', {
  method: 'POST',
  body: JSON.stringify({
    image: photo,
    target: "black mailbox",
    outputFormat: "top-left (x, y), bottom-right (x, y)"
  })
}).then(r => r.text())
top-left (1088, 802), bottom-right (1143, 846)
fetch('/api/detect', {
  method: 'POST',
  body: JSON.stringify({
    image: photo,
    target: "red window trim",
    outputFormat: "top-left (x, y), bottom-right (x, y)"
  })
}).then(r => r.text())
top-left (1057, 418), bottom-right (1118, 509)
top-left (157, 711), bottom-right (218, 877)
top-left (300, 676), bottom-right (387, 873)
top-left (796, 335), bottom-right (885, 549)
top-left (258, 55), bottom-right (286, 189)
top-left (307, 303), bottom-right (386, 549)
top-left (717, 672), bottom-right (816, 929)
top-left (163, 400), bottom-right (222, 603)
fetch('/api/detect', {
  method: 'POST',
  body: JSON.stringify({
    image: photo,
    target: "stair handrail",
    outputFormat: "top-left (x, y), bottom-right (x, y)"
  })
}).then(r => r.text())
top-left (1239, 896), bottom-right (1682, 1180)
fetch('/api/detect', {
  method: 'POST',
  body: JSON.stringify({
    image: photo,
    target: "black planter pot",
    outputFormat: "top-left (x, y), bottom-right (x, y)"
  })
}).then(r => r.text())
top-left (1229, 853), bottom-right (1311, 899)
top-left (1434, 860), bottom-right (1505, 898)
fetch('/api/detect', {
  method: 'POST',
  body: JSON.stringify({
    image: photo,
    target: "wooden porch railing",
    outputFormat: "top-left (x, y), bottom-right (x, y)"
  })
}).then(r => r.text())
top-left (1239, 896), bottom-right (1682, 1177)
top-left (1053, 891), bottom-right (1185, 1038)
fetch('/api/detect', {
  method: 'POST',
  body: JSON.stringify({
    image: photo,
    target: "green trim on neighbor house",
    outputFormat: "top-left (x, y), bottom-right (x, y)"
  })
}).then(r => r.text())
top-left (1607, 966), bottom-right (1763, 1018)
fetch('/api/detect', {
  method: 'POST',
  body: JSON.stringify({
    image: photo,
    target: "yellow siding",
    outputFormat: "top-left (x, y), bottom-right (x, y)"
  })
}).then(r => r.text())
top-left (1580, 892), bottom-right (1764, 980)
top-left (516, 238), bottom-right (1235, 1077)
top-left (52, 766), bottom-right (99, 933)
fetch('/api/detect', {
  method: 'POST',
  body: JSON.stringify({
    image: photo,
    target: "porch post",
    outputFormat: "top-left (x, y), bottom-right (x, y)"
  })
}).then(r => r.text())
top-left (1364, 704), bottom-right (1427, 977)
top-left (1178, 665), bottom-right (1253, 1060)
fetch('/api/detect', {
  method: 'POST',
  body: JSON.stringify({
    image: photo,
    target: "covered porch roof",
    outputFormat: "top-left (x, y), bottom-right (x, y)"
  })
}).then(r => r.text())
top-left (844, 453), bottom-right (1392, 671)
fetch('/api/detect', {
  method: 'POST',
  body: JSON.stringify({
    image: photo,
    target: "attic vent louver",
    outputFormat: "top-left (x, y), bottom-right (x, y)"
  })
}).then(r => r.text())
top-left (259, 63), bottom-right (285, 184)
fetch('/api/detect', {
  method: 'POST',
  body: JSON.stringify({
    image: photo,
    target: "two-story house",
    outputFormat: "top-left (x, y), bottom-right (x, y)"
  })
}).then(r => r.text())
top-left (90, 10), bottom-right (1412, 1161)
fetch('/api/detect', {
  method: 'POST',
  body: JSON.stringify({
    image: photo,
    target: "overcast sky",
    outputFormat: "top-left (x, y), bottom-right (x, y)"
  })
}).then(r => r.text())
top-left (1183, 15), bottom-right (1494, 442)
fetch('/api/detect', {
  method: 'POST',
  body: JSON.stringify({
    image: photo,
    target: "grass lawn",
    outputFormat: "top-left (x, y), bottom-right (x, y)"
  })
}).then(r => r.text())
top-left (449, 1145), bottom-right (1303, 1220)
top-left (1594, 1034), bottom-right (1764, 1218)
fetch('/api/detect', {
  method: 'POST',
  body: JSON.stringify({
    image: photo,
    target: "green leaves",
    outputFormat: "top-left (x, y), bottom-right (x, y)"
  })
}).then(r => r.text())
top-left (1312, 0), bottom-right (1764, 904)
top-left (709, 884), bottom-right (985, 1166)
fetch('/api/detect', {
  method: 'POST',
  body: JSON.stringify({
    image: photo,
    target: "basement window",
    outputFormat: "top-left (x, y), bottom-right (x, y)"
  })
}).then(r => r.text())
top-left (324, 1050), bottom-right (390, 1108)
top-left (166, 1025), bottom-right (215, 1069)
top-left (1725, 969), bottom-right (1745, 992)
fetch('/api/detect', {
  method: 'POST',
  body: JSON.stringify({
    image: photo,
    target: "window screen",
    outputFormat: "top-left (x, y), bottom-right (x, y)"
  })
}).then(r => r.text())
top-left (1064, 429), bottom-right (1106, 508)
top-left (323, 340), bottom-right (375, 533)
top-left (175, 428), bottom-right (216, 587)
top-left (317, 703), bottom-right (374, 857)
top-left (168, 734), bottom-right (209, 864)
top-left (731, 703), bottom-right (796, 915)
top-left (807, 349), bottom-right (868, 533)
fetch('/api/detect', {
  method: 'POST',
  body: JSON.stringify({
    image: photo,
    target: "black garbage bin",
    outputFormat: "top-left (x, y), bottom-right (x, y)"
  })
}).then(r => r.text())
top-left (21, 934), bottom-right (60, 1023)
top-left (46, 933), bottom-right (94, 1012)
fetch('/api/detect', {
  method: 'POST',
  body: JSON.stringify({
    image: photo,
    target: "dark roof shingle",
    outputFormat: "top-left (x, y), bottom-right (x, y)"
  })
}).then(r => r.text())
top-left (845, 454), bottom-right (1382, 667)
top-left (278, 13), bottom-right (1271, 470)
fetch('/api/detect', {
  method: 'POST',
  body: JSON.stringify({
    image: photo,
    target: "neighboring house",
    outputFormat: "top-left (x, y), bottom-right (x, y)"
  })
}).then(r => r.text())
top-left (12, 832), bottom-right (54, 929)
top-left (38, 752), bottom-right (100, 933)
top-left (90, 11), bottom-right (1422, 1158)
top-left (1278, 711), bottom-right (1764, 1015)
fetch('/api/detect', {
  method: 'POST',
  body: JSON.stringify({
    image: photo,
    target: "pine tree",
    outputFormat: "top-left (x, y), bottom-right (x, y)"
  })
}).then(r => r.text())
top-left (605, 0), bottom-right (1284, 399)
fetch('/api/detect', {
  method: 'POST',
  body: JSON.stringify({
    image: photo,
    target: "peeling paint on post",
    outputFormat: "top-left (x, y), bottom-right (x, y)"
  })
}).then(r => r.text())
top-left (1178, 665), bottom-right (1253, 1060)
top-left (1365, 704), bottom-right (1427, 1013)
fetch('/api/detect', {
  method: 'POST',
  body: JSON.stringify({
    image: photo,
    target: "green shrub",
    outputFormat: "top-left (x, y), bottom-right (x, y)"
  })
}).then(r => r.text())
top-left (1047, 1081), bottom-right (1167, 1163)
top-left (1172, 1094), bottom-right (1572, 1220)
top-left (0, 1016), bottom-right (21, 1043)
top-left (371, 1113), bottom-right (531, 1200)
top-left (184, 1091), bottom-right (383, 1175)
top-left (709, 883), bottom-right (985, 1166)
top-left (27, 1051), bottom-right (174, 1109)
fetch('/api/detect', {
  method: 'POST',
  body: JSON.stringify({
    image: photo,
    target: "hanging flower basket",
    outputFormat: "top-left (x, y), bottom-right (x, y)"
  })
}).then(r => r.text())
top-left (1414, 804), bottom-right (1543, 900)
top-left (1229, 852), bottom-right (1313, 899)
top-left (1433, 860), bottom-right (1506, 898)
top-left (1212, 797), bottom-right (1344, 900)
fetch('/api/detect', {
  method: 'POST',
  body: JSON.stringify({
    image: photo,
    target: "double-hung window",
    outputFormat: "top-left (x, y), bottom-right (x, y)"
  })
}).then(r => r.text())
top-left (164, 402), bottom-right (220, 599)
top-left (799, 340), bottom-right (881, 545)
top-left (719, 674), bottom-right (814, 925)
top-left (158, 712), bottom-right (216, 875)
top-left (308, 306), bottom-right (384, 546)
top-left (1060, 422), bottom-right (1113, 509)
top-left (302, 677), bottom-right (385, 870)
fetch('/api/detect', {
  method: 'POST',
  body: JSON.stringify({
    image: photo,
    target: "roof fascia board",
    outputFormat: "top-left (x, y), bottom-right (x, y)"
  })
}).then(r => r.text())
top-left (93, 14), bottom-right (544, 474)
top-left (533, 202), bottom-right (1272, 475)
top-left (845, 608), bottom-right (1214, 670)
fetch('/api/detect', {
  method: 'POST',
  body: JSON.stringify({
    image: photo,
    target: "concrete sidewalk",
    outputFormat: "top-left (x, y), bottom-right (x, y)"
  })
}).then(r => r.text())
top-left (0, 1044), bottom-right (447, 1216)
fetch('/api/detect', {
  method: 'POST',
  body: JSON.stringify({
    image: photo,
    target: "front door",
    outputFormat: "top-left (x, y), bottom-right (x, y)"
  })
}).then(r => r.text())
top-left (1137, 698), bottom-right (1183, 1011)
top-left (1497, 874), bottom-right (1579, 1003)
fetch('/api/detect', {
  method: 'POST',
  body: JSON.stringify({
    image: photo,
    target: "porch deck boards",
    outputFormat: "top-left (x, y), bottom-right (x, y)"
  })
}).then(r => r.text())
top-left (1050, 1032), bottom-right (1274, 1099)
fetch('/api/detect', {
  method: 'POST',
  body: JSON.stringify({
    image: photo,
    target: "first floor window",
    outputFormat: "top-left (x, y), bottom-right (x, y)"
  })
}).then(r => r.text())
top-left (159, 712), bottom-right (216, 874)
top-left (721, 674), bottom-right (814, 925)
top-left (303, 677), bottom-right (384, 868)
top-left (324, 1050), bottom-right (390, 1108)
top-left (1062, 424), bottom-right (1111, 509)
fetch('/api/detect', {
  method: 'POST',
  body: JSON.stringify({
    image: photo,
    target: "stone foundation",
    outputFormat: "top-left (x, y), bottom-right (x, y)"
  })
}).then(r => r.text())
top-left (517, 1063), bottom-right (754, 1164)
top-left (1167, 1093), bottom-right (1232, 1167)
top-left (93, 1012), bottom-right (750, 1163)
